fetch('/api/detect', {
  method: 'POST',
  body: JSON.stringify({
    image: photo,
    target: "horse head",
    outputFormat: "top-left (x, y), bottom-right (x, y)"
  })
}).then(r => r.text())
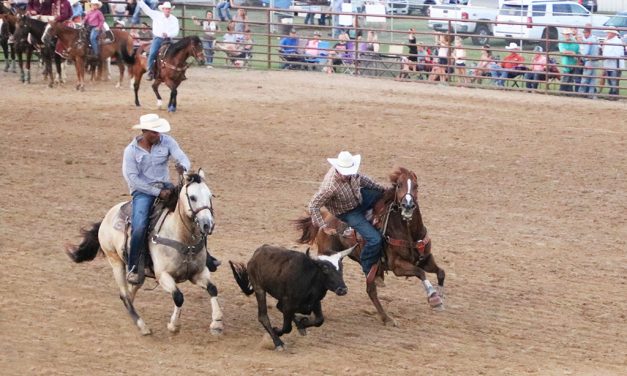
top-left (188, 36), bottom-right (206, 65)
top-left (179, 169), bottom-right (215, 236)
top-left (389, 167), bottom-right (419, 221)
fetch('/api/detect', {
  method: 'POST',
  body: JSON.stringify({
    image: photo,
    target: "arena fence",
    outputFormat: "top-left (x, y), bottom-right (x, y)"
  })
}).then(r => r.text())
top-left (3, 1), bottom-right (625, 100)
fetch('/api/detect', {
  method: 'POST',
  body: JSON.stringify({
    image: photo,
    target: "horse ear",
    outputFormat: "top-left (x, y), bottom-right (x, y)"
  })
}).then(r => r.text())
top-left (198, 168), bottom-right (205, 180)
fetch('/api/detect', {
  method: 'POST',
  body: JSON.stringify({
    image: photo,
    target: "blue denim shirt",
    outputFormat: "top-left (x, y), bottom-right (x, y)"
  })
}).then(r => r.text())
top-left (122, 134), bottom-right (191, 196)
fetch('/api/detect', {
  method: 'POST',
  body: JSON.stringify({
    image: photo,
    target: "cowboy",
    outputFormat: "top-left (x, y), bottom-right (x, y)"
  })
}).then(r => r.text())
top-left (122, 114), bottom-right (190, 284)
top-left (601, 27), bottom-right (625, 98)
top-left (308, 151), bottom-right (386, 284)
top-left (558, 28), bottom-right (580, 92)
top-left (136, 0), bottom-right (179, 80)
top-left (83, 0), bottom-right (104, 58)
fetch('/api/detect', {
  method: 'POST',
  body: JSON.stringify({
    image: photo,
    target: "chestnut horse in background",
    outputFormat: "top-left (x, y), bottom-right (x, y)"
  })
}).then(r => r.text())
top-left (88, 28), bottom-right (133, 86)
top-left (295, 167), bottom-right (445, 326)
top-left (43, 20), bottom-right (87, 90)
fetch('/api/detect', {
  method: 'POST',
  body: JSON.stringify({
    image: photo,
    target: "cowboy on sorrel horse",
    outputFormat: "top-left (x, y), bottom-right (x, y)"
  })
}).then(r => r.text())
top-left (295, 158), bottom-right (445, 326)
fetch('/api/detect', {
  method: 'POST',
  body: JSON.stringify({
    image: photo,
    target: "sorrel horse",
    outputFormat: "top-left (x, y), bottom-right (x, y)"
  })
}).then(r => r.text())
top-left (65, 170), bottom-right (224, 335)
top-left (121, 36), bottom-right (204, 112)
top-left (295, 167), bottom-right (445, 325)
top-left (0, 13), bottom-right (17, 73)
top-left (120, 41), bottom-right (148, 106)
top-left (86, 28), bottom-right (133, 86)
top-left (43, 20), bottom-right (87, 90)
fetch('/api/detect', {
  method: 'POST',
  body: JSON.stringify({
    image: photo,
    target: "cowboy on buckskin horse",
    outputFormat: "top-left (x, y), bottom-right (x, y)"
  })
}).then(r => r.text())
top-left (308, 151), bottom-right (387, 284)
top-left (123, 114), bottom-right (220, 285)
top-left (136, 0), bottom-right (179, 81)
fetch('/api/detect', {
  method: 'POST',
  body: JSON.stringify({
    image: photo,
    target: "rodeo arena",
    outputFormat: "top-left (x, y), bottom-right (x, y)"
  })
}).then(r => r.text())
top-left (1, 0), bottom-right (626, 373)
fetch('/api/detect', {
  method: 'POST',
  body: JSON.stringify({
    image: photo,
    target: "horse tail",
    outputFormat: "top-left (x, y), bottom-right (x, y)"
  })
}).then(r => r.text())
top-left (65, 222), bottom-right (102, 263)
top-left (120, 41), bottom-right (134, 65)
top-left (228, 261), bottom-right (254, 296)
top-left (293, 215), bottom-right (318, 244)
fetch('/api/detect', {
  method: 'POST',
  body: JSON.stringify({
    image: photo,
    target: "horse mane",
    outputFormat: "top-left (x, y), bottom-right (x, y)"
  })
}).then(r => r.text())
top-left (388, 166), bottom-right (412, 185)
top-left (165, 36), bottom-right (201, 58)
top-left (163, 173), bottom-right (204, 211)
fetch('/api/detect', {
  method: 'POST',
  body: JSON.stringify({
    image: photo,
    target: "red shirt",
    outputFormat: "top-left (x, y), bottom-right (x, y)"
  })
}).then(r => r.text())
top-left (84, 9), bottom-right (104, 29)
top-left (502, 53), bottom-right (525, 69)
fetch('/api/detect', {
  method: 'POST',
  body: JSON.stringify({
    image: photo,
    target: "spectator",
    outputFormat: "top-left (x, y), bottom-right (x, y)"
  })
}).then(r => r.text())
top-left (112, 0), bottom-right (127, 23)
top-left (325, 32), bottom-right (349, 74)
top-left (216, 0), bottom-right (233, 22)
top-left (429, 33), bottom-right (450, 82)
top-left (279, 28), bottom-right (303, 69)
top-left (523, 45), bottom-right (547, 89)
top-left (131, 0), bottom-right (156, 25)
top-left (233, 7), bottom-right (249, 35)
top-left (215, 20), bottom-right (239, 53)
top-left (331, 0), bottom-right (342, 38)
top-left (453, 37), bottom-right (468, 84)
top-left (471, 44), bottom-right (495, 84)
top-left (304, 7), bottom-right (315, 25)
top-left (398, 28), bottom-right (418, 80)
top-left (366, 30), bottom-right (379, 53)
top-left (578, 24), bottom-right (600, 98)
top-left (601, 27), bottom-right (625, 98)
top-left (491, 42), bottom-right (526, 87)
top-left (558, 28), bottom-right (579, 92)
top-left (193, 11), bottom-right (219, 68)
top-left (125, 0), bottom-right (137, 22)
top-left (70, 0), bottom-right (84, 22)
top-left (304, 31), bottom-right (321, 59)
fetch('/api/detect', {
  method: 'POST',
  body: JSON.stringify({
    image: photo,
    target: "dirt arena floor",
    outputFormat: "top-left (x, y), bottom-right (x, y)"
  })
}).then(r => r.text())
top-left (1, 67), bottom-right (626, 375)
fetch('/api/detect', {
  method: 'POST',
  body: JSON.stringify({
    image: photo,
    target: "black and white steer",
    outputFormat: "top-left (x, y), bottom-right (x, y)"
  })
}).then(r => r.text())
top-left (229, 244), bottom-right (355, 350)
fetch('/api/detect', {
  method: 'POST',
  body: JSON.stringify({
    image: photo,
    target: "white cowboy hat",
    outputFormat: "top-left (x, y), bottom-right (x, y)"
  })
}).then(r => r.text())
top-left (505, 42), bottom-right (519, 50)
top-left (158, 1), bottom-right (175, 10)
top-left (327, 151), bottom-right (361, 176)
top-left (90, 0), bottom-right (102, 6)
top-left (605, 27), bottom-right (620, 35)
top-left (132, 114), bottom-right (171, 133)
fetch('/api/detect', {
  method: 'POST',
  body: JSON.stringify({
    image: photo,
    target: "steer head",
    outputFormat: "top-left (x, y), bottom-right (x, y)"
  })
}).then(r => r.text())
top-left (311, 245), bottom-right (356, 296)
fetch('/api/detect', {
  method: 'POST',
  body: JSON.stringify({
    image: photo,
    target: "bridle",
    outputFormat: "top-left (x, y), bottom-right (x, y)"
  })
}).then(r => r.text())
top-left (177, 180), bottom-right (214, 238)
top-left (161, 39), bottom-right (205, 72)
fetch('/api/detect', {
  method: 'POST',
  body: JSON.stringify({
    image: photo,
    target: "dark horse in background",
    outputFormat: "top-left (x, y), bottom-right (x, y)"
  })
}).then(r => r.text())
top-left (13, 15), bottom-right (60, 86)
top-left (0, 13), bottom-right (17, 73)
top-left (121, 35), bottom-right (204, 112)
top-left (295, 167), bottom-right (446, 326)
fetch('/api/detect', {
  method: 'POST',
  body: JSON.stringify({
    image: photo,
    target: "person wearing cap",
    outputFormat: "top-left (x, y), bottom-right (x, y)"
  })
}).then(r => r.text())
top-left (577, 24), bottom-right (601, 98)
top-left (558, 28), bottom-right (580, 92)
top-left (122, 114), bottom-right (190, 284)
top-left (83, 0), bottom-right (105, 58)
top-left (491, 42), bottom-right (526, 87)
top-left (601, 27), bottom-right (625, 98)
top-left (523, 45), bottom-right (548, 90)
top-left (279, 28), bottom-right (303, 69)
top-left (137, 0), bottom-right (179, 80)
top-left (308, 151), bottom-right (386, 284)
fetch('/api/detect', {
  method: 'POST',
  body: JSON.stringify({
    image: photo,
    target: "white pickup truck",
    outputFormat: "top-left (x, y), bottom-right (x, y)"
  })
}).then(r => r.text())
top-left (427, 0), bottom-right (500, 45)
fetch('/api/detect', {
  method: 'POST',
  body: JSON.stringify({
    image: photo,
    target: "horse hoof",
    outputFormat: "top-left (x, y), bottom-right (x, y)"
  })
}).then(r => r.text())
top-left (168, 106), bottom-right (176, 113)
top-left (275, 344), bottom-right (286, 352)
top-left (137, 319), bottom-right (152, 336)
top-left (157, 100), bottom-right (162, 109)
top-left (383, 316), bottom-right (398, 327)
top-left (210, 320), bottom-right (224, 336)
top-left (428, 293), bottom-right (444, 310)
top-left (167, 323), bottom-right (180, 333)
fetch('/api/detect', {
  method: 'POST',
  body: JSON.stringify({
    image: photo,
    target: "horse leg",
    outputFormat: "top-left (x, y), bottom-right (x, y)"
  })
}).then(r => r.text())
top-left (116, 60), bottom-right (124, 88)
top-left (133, 73), bottom-right (141, 107)
top-left (419, 253), bottom-right (446, 300)
top-left (366, 281), bottom-right (397, 326)
top-left (191, 268), bottom-right (224, 335)
top-left (108, 257), bottom-right (152, 335)
top-left (167, 88), bottom-right (177, 113)
top-left (25, 49), bottom-right (31, 83)
top-left (157, 271), bottom-right (184, 333)
top-left (391, 259), bottom-right (444, 311)
top-left (2, 39), bottom-right (9, 72)
top-left (152, 80), bottom-right (162, 109)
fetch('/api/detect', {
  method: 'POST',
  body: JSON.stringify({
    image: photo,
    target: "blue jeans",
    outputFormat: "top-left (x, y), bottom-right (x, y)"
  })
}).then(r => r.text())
top-left (578, 62), bottom-right (598, 95)
top-left (304, 12), bottom-right (315, 25)
top-left (131, 0), bottom-right (158, 25)
top-left (147, 37), bottom-right (165, 74)
top-left (202, 39), bottom-right (215, 64)
top-left (216, 2), bottom-right (231, 21)
top-left (337, 188), bottom-right (383, 275)
top-left (560, 71), bottom-right (575, 92)
top-left (90, 28), bottom-right (99, 56)
top-left (604, 69), bottom-right (620, 96)
top-left (129, 191), bottom-right (157, 271)
top-left (524, 72), bottom-right (546, 89)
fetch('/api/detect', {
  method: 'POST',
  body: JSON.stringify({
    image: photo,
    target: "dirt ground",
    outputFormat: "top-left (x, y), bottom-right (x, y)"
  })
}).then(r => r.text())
top-left (0, 67), bottom-right (626, 376)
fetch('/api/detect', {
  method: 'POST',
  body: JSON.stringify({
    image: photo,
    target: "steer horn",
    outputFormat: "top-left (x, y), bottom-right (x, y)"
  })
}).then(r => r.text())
top-left (338, 245), bottom-right (357, 259)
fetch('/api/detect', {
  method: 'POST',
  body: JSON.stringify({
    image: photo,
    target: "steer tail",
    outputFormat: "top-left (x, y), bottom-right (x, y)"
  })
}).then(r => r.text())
top-left (228, 261), bottom-right (254, 296)
top-left (65, 222), bottom-right (102, 263)
top-left (293, 215), bottom-right (319, 244)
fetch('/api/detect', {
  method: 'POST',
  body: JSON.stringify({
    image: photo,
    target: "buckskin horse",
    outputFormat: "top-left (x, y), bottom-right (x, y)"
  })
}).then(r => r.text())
top-left (43, 20), bottom-right (87, 90)
top-left (294, 167), bottom-right (445, 325)
top-left (65, 170), bottom-right (224, 336)
top-left (121, 36), bottom-right (204, 112)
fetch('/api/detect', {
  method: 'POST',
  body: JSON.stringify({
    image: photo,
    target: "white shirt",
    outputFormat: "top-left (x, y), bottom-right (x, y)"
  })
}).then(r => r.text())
top-left (602, 36), bottom-right (625, 70)
top-left (138, 1), bottom-right (179, 39)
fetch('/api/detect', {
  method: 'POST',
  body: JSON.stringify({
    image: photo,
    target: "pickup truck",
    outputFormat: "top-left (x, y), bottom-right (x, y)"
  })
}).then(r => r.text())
top-left (427, 0), bottom-right (500, 45)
